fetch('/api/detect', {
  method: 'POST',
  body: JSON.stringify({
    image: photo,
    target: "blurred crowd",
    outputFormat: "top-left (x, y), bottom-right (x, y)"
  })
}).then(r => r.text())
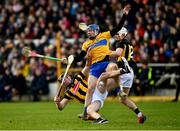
top-left (0, 0), bottom-right (180, 101)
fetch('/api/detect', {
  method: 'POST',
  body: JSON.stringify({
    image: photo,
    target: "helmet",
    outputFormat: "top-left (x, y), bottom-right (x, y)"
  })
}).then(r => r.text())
top-left (87, 24), bottom-right (100, 32)
top-left (87, 24), bottom-right (100, 38)
top-left (118, 27), bottom-right (128, 36)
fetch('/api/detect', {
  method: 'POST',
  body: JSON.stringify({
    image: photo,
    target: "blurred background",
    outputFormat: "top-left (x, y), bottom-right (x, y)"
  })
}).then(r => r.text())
top-left (0, 0), bottom-right (179, 102)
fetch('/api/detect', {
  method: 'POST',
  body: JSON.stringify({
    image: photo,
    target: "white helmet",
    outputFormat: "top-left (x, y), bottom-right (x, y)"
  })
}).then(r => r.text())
top-left (118, 27), bottom-right (128, 36)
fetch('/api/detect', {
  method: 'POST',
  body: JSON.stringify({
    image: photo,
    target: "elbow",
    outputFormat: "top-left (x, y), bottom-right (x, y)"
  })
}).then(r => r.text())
top-left (58, 106), bottom-right (64, 111)
top-left (56, 103), bottom-right (64, 111)
top-left (100, 73), bottom-right (108, 80)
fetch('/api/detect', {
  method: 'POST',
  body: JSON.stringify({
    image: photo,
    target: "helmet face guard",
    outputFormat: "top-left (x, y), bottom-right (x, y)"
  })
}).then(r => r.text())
top-left (116, 27), bottom-right (128, 40)
top-left (118, 27), bottom-right (128, 36)
top-left (87, 24), bottom-right (100, 39)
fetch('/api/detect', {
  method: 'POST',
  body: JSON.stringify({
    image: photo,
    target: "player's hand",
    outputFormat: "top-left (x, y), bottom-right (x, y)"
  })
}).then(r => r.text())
top-left (54, 96), bottom-right (61, 103)
top-left (123, 4), bottom-right (131, 15)
top-left (61, 57), bottom-right (67, 64)
top-left (68, 55), bottom-right (74, 65)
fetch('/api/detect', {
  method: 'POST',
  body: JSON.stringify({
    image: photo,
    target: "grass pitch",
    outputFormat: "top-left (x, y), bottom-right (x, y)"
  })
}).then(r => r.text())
top-left (0, 99), bottom-right (180, 130)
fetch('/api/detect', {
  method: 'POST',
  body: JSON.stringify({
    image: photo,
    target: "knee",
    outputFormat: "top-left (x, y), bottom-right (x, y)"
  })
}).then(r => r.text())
top-left (88, 80), bottom-right (97, 91)
top-left (107, 63), bottom-right (118, 71)
top-left (111, 64), bottom-right (118, 70)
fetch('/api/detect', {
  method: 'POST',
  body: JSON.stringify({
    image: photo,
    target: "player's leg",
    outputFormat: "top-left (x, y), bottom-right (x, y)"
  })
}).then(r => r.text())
top-left (85, 75), bottom-right (97, 107)
top-left (104, 64), bottom-right (147, 124)
top-left (80, 75), bottom-right (97, 119)
top-left (120, 88), bottom-right (146, 123)
top-left (78, 77), bottom-right (106, 121)
top-left (119, 70), bottom-right (146, 124)
top-left (99, 59), bottom-right (131, 85)
top-left (87, 86), bottom-right (108, 124)
top-left (87, 100), bottom-right (108, 124)
top-left (87, 100), bottom-right (101, 119)
top-left (120, 88), bottom-right (138, 112)
top-left (82, 61), bottom-right (109, 118)
top-left (98, 63), bottom-right (120, 90)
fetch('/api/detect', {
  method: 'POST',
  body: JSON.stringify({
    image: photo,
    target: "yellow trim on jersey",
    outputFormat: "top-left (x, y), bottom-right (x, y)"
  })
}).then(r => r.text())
top-left (65, 92), bottom-right (74, 99)
top-left (77, 75), bottom-right (87, 86)
top-left (123, 45), bottom-right (126, 59)
top-left (79, 84), bottom-right (87, 93)
top-left (117, 44), bottom-right (133, 62)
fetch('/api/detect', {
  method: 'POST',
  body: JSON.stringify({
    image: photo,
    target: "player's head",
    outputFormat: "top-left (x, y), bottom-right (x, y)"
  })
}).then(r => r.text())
top-left (115, 27), bottom-right (128, 40)
top-left (86, 24), bottom-right (100, 39)
top-left (58, 74), bottom-right (72, 89)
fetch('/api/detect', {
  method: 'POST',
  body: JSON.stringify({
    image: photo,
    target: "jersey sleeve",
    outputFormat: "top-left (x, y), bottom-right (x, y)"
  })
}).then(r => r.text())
top-left (115, 41), bottom-right (124, 49)
top-left (82, 41), bottom-right (88, 51)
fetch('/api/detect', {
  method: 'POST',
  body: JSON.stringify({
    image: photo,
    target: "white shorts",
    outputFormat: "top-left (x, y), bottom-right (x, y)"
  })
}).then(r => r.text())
top-left (119, 69), bottom-right (134, 89)
top-left (92, 88), bottom-right (108, 108)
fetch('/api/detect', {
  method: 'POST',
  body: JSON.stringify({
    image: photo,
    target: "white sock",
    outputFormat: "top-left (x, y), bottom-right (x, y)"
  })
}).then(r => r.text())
top-left (137, 112), bottom-right (142, 117)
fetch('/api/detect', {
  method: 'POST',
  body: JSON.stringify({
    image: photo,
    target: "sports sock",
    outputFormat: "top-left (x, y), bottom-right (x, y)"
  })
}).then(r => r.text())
top-left (84, 106), bottom-right (87, 114)
top-left (134, 108), bottom-right (142, 117)
top-left (96, 117), bottom-right (103, 120)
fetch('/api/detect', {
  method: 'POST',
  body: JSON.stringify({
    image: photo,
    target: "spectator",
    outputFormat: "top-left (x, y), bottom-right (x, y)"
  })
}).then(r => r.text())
top-left (134, 61), bottom-right (155, 96)
top-left (172, 41), bottom-right (180, 102)
top-left (46, 61), bottom-right (58, 99)
top-left (11, 66), bottom-right (27, 100)
top-left (31, 68), bottom-right (49, 101)
top-left (0, 67), bottom-right (13, 102)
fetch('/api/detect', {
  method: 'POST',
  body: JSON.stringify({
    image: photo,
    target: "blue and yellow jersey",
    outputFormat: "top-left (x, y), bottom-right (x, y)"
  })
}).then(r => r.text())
top-left (82, 31), bottom-right (111, 64)
top-left (64, 72), bottom-right (87, 103)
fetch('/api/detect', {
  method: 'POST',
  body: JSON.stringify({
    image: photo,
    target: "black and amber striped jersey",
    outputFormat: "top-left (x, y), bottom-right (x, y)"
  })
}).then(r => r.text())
top-left (114, 39), bottom-right (137, 71)
top-left (64, 72), bottom-right (87, 103)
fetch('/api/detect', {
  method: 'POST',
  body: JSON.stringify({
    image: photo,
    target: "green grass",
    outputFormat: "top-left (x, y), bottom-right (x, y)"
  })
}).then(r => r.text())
top-left (0, 100), bottom-right (180, 130)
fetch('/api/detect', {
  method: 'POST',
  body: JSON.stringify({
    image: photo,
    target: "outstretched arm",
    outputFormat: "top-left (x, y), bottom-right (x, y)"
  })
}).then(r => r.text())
top-left (110, 5), bottom-right (131, 37)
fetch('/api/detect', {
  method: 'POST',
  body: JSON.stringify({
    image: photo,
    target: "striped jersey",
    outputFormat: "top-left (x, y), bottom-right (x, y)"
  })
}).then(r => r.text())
top-left (64, 72), bottom-right (87, 103)
top-left (114, 39), bottom-right (137, 71)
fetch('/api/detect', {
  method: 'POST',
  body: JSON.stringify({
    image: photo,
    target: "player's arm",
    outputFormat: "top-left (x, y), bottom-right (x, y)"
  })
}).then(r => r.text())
top-left (81, 66), bottom-right (90, 77)
top-left (73, 50), bottom-right (87, 63)
top-left (110, 48), bottom-right (124, 58)
top-left (110, 5), bottom-right (131, 37)
top-left (54, 96), bottom-right (70, 111)
top-left (99, 70), bottom-right (121, 81)
top-left (80, 53), bottom-right (91, 77)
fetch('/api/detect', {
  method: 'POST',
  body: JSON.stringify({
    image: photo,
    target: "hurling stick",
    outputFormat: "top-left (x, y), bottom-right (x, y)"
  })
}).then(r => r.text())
top-left (22, 47), bottom-right (63, 61)
top-left (79, 23), bottom-right (88, 31)
top-left (57, 55), bottom-right (74, 97)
